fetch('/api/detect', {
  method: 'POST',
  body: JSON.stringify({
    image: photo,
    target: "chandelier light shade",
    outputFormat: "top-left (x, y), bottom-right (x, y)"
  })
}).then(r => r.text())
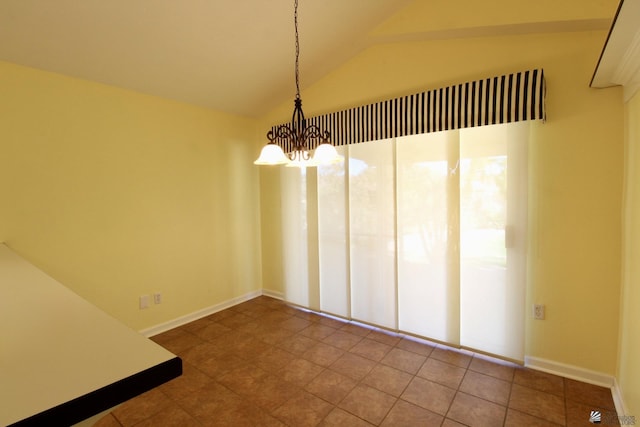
top-left (254, 143), bottom-right (290, 165)
top-left (254, 0), bottom-right (343, 167)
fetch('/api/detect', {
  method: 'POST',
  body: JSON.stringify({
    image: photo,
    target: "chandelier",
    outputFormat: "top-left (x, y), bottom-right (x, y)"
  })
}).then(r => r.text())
top-left (254, 0), bottom-right (342, 167)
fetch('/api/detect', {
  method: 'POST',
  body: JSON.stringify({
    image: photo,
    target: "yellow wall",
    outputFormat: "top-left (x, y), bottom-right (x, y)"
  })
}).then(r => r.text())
top-left (619, 92), bottom-right (640, 416)
top-left (258, 167), bottom-right (285, 293)
top-left (259, 30), bottom-right (623, 373)
top-left (0, 61), bottom-right (262, 331)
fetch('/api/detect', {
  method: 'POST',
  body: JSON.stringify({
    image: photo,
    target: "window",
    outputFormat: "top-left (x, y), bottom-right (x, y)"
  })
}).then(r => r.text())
top-left (282, 122), bottom-right (529, 361)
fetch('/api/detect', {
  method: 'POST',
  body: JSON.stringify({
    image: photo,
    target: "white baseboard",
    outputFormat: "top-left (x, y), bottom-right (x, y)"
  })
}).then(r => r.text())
top-left (139, 289), bottom-right (262, 337)
top-left (524, 356), bottom-right (614, 388)
top-left (261, 288), bottom-right (284, 300)
top-left (611, 377), bottom-right (629, 417)
top-left (524, 355), bottom-right (630, 416)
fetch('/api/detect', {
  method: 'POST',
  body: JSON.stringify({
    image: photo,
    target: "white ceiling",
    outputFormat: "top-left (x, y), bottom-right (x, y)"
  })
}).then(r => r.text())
top-left (0, 0), bottom-right (411, 117)
top-left (0, 0), bottom-right (618, 118)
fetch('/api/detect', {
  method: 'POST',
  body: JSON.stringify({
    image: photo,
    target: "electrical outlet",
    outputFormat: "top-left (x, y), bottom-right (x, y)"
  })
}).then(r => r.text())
top-left (153, 293), bottom-right (162, 304)
top-left (139, 295), bottom-right (150, 309)
top-left (533, 304), bottom-right (545, 320)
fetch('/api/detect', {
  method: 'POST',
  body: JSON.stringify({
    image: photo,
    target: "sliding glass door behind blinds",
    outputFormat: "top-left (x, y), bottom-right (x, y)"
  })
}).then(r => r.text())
top-left (396, 131), bottom-right (461, 345)
top-left (282, 122), bottom-right (529, 362)
top-left (278, 70), bottom-right (541, 361)
top-left (348, 140), bottom-right (397, 330)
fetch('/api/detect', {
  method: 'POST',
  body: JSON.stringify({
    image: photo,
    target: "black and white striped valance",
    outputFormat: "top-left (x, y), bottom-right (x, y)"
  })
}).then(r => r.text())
top-left (272, 69), bottom-right (545, 151)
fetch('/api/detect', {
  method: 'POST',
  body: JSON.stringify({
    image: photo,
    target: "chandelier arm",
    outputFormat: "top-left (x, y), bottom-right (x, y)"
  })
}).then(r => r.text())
top-left (301, 124), bottom-right (321, 140)
top-left (268, 125), bottom-right (302, 161)
top-left (266, 129), bottom-right (278, 143)
top-left (301, 125), bottom-right (331, 145)
top-left (269, 125), bottom-right (295, 142)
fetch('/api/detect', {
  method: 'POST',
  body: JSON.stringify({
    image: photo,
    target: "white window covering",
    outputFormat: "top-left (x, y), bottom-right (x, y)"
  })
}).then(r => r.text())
top-left (280, 167), bottom-right (310, 307)
top-left (317, 146), bottom-right (350, 318)
top-left (396, 131), bottom-right (461, 344)
top-left (349, 140), bottom-right (397, 329)
top-left (459, 122), bottom-right (528, 359)
top-left (284, 122), bottom-right (529, 361)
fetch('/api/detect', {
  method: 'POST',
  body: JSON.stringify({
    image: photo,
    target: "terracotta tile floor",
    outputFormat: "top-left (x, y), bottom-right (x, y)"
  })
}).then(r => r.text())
top-left (95, 296), bottom-right (618, 426)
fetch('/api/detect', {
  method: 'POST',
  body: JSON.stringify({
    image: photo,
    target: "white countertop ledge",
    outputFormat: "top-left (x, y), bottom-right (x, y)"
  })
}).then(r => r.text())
top-left (0, 243), bottom-right (182, 426)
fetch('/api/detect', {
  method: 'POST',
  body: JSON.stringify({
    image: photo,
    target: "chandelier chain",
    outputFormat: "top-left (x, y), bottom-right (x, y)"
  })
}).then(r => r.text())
top-left (294, 0), bottom-right (300, 99)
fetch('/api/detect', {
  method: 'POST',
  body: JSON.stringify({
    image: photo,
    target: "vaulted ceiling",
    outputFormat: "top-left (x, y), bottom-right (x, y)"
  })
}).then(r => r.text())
top-left (0, 0), bottom-right (619, 117)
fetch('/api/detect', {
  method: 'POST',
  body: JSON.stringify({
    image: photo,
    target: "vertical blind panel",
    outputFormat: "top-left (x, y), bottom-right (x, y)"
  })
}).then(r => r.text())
top-left (349, 140), bottom-right (397, 329)
top-left (458, 122), bottom-right (528, 361)
top-left (270, 69), bottom-right (545, 149)
top-left (502, 122), bottom-right (529, 361)
top-left (317, 146), bottom-right (350, 318)
top-left (280, 167), bottom-right (311, 307)
top-left (396, 132), bottom-right (461, 343)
